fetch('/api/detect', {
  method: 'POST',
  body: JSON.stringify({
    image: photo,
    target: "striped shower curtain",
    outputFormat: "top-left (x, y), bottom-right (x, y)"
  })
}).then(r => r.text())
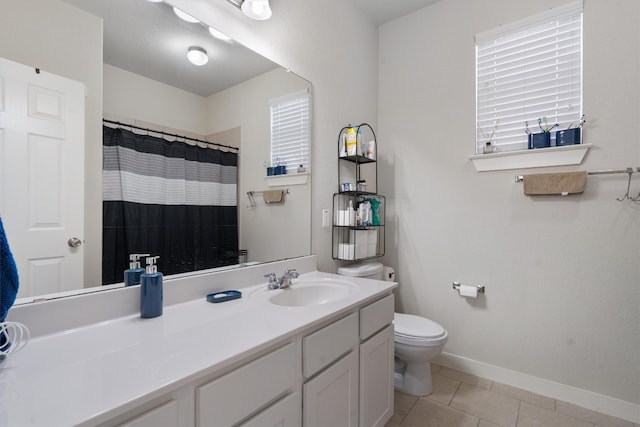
top-left (102, 126), bottom-right (239, 285)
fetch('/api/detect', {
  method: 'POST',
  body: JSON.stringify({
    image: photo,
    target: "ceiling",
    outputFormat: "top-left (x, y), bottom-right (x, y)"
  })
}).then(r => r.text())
top-left (352, 0), bottom-right (443, 25)
top-left (62, 0), bottom-right (278, 97)
top-left (61, 0), bottom-right (441, 97)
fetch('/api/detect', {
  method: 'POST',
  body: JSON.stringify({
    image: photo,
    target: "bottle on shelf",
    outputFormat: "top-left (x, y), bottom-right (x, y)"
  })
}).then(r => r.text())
top-left (346, 127), bottom-right (357, 156)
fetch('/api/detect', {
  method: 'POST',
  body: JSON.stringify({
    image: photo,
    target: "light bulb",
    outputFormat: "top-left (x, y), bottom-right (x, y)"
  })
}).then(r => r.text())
top-left (173, 7), bottom-right (199, 23)
top-left (241, 0), bottom-right (272, 20)
top-left (187, 46), bottom-right (208, 66)
top-left (251, 2), bottom-right (265, 15)
top-left (209, 27), bottom-right (232, 42)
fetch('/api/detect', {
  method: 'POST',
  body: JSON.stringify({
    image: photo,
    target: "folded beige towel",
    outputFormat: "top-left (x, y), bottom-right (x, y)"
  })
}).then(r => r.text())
top-left (523, 171), bottom-right (587, 196)
top-left (262, 189), bottom-right (284, 203)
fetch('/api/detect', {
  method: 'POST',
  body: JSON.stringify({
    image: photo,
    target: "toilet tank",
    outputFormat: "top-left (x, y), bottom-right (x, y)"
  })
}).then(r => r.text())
top-left (337, 262), bottom-right (384, 280)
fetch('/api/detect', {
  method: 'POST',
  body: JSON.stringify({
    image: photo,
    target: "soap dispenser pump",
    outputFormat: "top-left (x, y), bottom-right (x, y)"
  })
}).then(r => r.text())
top-left (124, 253), bottom-right (150, 286)
top-left (140, 256), bottom-right (163, 318)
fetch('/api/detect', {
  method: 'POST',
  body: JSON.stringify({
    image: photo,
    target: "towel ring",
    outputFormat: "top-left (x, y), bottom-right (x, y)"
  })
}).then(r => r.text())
top-left (0, 322), bottom-right (30, 360)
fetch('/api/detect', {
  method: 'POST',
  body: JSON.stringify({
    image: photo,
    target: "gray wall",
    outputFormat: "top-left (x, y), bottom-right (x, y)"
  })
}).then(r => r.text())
top-left (378, 0), bottom-right (639, 409)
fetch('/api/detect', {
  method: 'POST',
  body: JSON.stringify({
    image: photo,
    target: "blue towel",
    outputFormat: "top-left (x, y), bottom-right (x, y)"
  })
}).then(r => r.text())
top-left (0, 216), bottom-right (19, 323)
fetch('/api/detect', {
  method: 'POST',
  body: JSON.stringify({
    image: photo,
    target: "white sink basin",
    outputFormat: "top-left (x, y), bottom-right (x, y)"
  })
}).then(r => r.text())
top-left (253, 278), bottom-right (357, 307)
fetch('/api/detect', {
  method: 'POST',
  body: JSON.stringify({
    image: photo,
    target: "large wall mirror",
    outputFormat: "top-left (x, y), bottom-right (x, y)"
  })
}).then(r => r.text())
top-left (0, 0), bottom-right (312, 304)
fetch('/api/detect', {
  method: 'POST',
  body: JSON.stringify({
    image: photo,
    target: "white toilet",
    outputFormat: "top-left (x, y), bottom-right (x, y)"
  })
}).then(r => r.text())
top-left (337, 262), bottom-right (448, 396)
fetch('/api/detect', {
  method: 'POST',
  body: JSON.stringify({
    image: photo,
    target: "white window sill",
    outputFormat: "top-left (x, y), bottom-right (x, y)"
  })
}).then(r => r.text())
top-left (469, 144), bottom-right (592, 172)
top-left (265, 172), bottom-right (309, 187)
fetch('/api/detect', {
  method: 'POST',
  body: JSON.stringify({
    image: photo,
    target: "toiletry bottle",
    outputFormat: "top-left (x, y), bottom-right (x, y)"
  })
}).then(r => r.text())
top-left (340, 132), bottom-right (347, 157)
top-left (356, 127), bottom-right (362, 156)
top-left (346, 127), bottom-right (357, 156)
top-left (348, 199), bottom-right (356, 226)
top-left (366, 139), bottom-right (376, 159)
top-left (140, 256), bottom-right (163, 318)
top-left (124, 253), bottom-right (149, 286)
top-left (362, 201), bottom-right (371, 226)
top-left (370, 198), bottom-right (381, 225)
top-left (483, 141), bottom-right (494, 154)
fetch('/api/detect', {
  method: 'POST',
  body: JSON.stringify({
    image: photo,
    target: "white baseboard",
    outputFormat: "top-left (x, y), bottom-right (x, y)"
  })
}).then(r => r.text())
top-left (435, 352), bottom-right (640, 424)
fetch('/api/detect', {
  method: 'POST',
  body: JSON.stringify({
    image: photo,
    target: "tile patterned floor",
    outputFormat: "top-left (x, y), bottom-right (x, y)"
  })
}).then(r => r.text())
top-left (385, 364), bottom-right (639, 427)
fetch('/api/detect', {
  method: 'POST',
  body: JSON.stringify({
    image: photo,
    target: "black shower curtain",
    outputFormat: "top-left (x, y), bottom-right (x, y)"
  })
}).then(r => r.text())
top-left (102, 126), bottom-right (239, 285)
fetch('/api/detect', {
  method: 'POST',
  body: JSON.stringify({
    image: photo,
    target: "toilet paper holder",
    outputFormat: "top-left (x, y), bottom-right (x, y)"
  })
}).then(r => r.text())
top-left (452, 281), bottom-right (485, 294)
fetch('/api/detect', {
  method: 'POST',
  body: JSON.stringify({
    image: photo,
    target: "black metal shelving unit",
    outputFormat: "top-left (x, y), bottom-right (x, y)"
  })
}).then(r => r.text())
top-left (332, 123), bottom-right (385, 261)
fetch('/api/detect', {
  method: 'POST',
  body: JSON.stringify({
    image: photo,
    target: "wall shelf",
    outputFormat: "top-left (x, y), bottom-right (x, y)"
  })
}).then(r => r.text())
top-left (265, 172), bottom-right (309, 187)
top-left (469, 143), bottom-right (592, 172)
top-left (333, 123), bottom-right (385, 261)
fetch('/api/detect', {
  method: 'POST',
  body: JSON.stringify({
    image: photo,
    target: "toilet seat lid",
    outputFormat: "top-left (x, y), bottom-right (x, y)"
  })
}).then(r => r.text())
top-left (394, 313), bottom-right (446, 339)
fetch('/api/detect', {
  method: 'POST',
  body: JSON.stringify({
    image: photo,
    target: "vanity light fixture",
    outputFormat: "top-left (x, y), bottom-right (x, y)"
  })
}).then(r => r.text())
top-left (173, 6), bottom-right (200, 23)
top-left (226, 0), bottom-right (272, 21)
top-left (187, 46), bottom-right (208, 66)
top-left (209, 26), bottom-right (232, 42)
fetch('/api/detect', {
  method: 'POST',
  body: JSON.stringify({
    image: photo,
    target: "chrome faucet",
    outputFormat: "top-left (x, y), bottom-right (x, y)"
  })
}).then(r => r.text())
top-left (264, 272), bottom-right (279, 290)
top-left (279, 269), bottom-right (299, 289)
top-left (264, 269), bottom-right (299, 290)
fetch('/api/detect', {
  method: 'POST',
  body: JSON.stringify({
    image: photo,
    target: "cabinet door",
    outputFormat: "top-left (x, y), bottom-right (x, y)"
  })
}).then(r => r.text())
top-left (303, 350), bottom-right (359, 427)
top-left (359, 325), bottom-right (394, 427)
top-left (240, 393), bottom-right (301, 427)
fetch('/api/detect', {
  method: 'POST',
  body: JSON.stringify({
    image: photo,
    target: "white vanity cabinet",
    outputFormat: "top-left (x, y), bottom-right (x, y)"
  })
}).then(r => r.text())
top-left (101, 343), bottom-right (299, 427)
top-left (302, 294), bottom-right (395, 427)
top-left (97, 294), bottom-right (394, 427)
top-left (67, 286), bottom-right (395, 427)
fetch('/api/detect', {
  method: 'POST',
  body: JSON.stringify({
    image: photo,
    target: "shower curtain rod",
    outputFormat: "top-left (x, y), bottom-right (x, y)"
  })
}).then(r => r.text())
top-left (103, 119), bottom-right (239, 152)
top-left (515, 167), bottom-right (640, 182)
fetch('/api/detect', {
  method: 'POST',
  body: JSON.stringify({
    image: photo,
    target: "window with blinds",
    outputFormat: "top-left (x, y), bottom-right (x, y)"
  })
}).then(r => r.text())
top-left (270, 88), bottom-right (311, 173)
top-left (476, 1), bottom-right (583, 153)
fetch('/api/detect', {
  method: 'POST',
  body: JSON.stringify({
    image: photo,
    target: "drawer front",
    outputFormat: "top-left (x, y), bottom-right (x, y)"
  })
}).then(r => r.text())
top-left (303, 312), bottom-right (358, 378)
top-left (196, 343), bottom-right (296, 426)
top-left (117, 400), bottom-right (178, 427)
top-left (240, 392), bottom-right (301, 427)
top-left (359, 294), bottom-right (394, 340)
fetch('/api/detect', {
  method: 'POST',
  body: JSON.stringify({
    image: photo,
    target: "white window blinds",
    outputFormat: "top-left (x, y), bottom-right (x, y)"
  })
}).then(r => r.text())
top-left (476, 1), bottom-right (582, 153)
top-left (270, 88), bottom-right (311, 172)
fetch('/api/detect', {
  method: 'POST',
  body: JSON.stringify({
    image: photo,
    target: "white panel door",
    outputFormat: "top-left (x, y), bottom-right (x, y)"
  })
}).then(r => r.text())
top-left (0, 57), bottom-right (84, 299)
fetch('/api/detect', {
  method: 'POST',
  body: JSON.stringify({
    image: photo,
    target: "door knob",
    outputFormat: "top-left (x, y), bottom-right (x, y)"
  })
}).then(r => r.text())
top-left (68, 237), bottom-right (82, 248)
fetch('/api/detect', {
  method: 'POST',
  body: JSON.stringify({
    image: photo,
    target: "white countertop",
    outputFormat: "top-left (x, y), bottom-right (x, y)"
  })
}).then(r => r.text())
top-left (0, 271), bottom-right (396, 427)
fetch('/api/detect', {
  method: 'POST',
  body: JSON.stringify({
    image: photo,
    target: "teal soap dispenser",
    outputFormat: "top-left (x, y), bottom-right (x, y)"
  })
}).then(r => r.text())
top-left (124, 253), bottom-right (149, 286)
top-left (140, 256), bottom-right (162, 318)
